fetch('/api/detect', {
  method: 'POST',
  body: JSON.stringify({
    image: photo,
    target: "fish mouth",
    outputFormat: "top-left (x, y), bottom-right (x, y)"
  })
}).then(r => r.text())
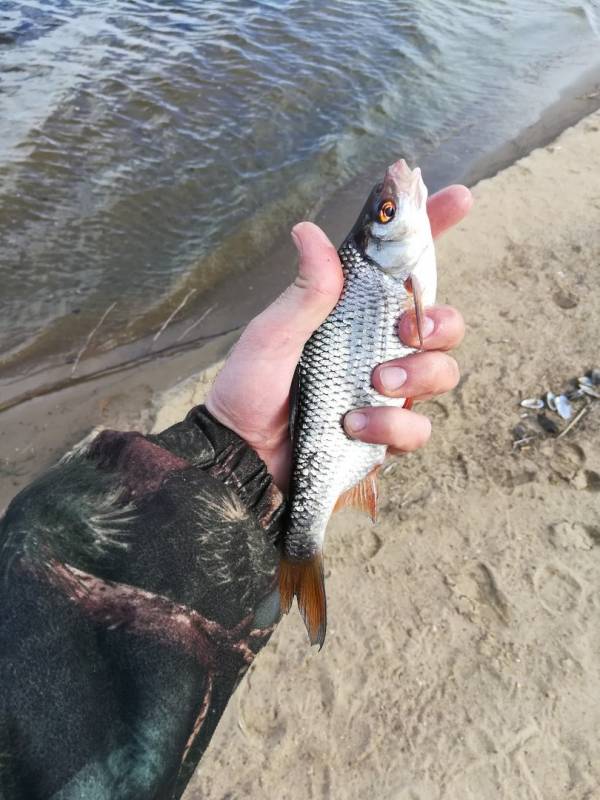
top-left (382, 158), bottom-right (423, 203)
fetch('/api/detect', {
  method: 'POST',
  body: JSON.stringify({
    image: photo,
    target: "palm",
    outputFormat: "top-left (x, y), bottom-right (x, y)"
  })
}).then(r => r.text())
top-left (206, 185), bottom-right (471, 489)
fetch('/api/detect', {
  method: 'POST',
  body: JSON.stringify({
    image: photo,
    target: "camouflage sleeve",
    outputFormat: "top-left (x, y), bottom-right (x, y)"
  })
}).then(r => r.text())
top-left (0, 406), bottom-right (285, 800)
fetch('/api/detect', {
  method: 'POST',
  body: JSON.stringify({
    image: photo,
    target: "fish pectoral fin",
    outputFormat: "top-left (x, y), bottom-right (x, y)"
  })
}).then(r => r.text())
top-left (404, 273), bottom-right (425, 348)
top-left (279, 553), bottom-right (327, 649)
top-left (333, 465), bottom-right (380, 522)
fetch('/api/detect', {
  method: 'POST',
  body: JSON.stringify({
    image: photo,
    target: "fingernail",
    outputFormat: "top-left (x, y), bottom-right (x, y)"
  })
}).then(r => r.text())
top-left (422, 315), bottom-right (435, 338)
top-left (379, 366), bottom-right (407, 391)
top-left (291, 227), bottom-right (303, 256)
top-left (345, 411), bottom-right (367, 434)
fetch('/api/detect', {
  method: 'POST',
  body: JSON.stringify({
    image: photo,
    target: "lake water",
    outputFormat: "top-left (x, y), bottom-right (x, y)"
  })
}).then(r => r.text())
top-left (1, 0), bottom-right (599, 391)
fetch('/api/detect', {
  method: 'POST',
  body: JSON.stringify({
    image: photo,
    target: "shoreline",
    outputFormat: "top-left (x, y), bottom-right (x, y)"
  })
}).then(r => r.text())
top-left (2, 65), bottom-right (600, 508)
top-left (461, 62), bottom-right (600, 186)
top-left (2, 62), bottom-right (600, 417)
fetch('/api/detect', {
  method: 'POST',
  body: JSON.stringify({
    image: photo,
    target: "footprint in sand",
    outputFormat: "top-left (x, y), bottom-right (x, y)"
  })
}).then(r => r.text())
top-left (547, 441), bottom-right (586, 482)
top-left (533, 564), bottom-right (583, 615)
top-left (451, 561), bottom-right (510, 625)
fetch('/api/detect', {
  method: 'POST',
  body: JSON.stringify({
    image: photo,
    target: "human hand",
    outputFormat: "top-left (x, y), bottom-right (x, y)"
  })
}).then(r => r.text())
top-left (206, 185), bottom-right (472, 489)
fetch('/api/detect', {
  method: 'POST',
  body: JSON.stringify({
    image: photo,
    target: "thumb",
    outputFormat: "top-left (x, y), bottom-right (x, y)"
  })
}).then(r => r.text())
top-left (205, 223), bottom-right (342, 444)
top-left (237, 221), bottom-right (343, 361)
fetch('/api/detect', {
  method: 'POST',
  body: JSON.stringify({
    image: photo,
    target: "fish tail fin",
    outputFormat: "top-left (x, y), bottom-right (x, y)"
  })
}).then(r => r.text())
top-left (279, 552), bottom-right (327, 649)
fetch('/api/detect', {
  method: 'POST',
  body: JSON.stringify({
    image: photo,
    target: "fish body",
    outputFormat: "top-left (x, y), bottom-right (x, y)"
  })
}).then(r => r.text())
top-left (279, 160), bottom-right (437, 647)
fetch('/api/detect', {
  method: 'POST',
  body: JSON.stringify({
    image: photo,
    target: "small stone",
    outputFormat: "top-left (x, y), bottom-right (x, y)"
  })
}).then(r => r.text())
top-left (549, 520), bottom-right (593, 550)
top-left (552, 289), bottom-right (579, 309)
top-left (537, 414), bottom-right (559, 435)
top-left (586, 471), bottom-right (600, 492)
top-left (571, 471), bottom-right (588, 491)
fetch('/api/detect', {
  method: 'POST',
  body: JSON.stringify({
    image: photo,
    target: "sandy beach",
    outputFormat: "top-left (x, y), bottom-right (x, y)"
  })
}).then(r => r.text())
top-left (1, 102), bottom-right (600, 800)
top-left (168, 110), bottom-right (600, 799)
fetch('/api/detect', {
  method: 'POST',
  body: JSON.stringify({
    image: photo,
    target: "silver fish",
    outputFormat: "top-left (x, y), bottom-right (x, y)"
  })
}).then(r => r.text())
top-left (279, 159), bottom-right (437, 647)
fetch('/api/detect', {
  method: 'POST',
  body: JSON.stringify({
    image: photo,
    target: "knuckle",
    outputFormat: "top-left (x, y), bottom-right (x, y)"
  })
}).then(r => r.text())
top-left (418, 419), bottom-right (432, 447)
top-left (389, 411), bottom-right (430, 451)
top-left (407, 416), bottom-right (431, 450)
top-left (427, 352), bottom-right (458, 389)
top-left (422, 352), bottom-right (446, 384)
top-left (447, 356), bottom-right (461, 388)
top-left (432, 352), bottom-right (458, 386)
top-left (441, 308), bottom-right (465, 347)
top-left (294, 271), bottom-right (341, 306)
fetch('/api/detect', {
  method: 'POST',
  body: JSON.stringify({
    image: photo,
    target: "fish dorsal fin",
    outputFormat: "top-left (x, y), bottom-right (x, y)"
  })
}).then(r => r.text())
top-left (333, 465), bottom-right (380, 522)
top-left (289, 363), bottom-right (301, 444)
top-left (279, 553), bottom-right (327, 648)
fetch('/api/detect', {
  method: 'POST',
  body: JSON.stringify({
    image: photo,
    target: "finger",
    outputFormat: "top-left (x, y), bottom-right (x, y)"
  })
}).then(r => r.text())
top-left (398, 304), bottom-right (465, 351)
top-left (427, 185), bottom-right (473, 239)
top-left (372, 351), bottom-right (459, 399)
top-left (343, 406), bottom-right (431, 451)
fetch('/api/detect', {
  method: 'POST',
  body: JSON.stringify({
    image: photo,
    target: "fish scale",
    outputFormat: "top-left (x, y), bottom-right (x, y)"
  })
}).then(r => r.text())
top-left (286, 240), bottom-right (415, 561)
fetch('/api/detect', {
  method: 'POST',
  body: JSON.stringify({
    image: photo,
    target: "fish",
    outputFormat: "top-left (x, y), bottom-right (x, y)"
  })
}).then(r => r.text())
top-left (279, 159), bottom-right (437, 647)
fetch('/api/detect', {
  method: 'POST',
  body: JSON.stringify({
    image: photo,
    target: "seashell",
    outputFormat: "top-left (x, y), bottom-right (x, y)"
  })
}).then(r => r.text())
top-left (554, 394), bottom-right (573, 420)
top-left (580, 383), bottom-right (600, 399)
top-left (520, 398), bottom-right (544, 410)
top-left (566, 388), bottom-right (584, 400)
top-left (545, 391), bottom-right (557, 411)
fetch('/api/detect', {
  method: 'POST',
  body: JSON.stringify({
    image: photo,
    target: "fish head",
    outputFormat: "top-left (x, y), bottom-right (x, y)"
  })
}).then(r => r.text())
top-left (378, 158), bottom-right (428, 231)
top-left (348, 159), bottom-right (432, 275)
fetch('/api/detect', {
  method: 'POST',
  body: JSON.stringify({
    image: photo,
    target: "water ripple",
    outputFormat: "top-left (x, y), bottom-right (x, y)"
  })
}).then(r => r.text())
top-left (0, 0), bottom-right (599, 377)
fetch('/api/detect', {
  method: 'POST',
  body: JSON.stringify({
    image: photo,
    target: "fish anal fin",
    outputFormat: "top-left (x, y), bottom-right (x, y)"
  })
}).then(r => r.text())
top-left (333, 465), bottom-right (379, 522)
top-left (279, 553), bottom-right (327, 648)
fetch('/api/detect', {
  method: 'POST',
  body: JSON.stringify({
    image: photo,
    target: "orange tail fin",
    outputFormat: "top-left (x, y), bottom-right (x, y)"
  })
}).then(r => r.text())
top-left (279, 553), bottom-right (327, 649)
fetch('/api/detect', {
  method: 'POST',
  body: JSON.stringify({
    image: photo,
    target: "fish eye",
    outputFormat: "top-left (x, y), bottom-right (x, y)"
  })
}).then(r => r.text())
top-left (378, 200), bottom-right (396, 223)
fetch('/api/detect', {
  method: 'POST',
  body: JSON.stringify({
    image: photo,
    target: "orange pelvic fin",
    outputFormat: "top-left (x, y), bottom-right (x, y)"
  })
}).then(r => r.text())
top-left (333, 465), bottom-right (380, 522)
top-left (279, 552), bottom-right (327, 648)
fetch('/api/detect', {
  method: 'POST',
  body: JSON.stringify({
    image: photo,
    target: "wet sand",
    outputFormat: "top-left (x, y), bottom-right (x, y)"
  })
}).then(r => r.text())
top-left (175, 110), bottom-right (599, 798)
top-left (1, 79), bottom-right (600, 800)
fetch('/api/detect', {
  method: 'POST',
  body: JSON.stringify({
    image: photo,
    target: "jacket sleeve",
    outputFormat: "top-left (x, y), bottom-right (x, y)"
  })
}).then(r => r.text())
top-left (0, 406), bottom-right (285, 800)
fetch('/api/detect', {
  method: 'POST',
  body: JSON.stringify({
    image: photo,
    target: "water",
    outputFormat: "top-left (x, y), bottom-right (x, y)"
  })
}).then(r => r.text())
top-left (1, 0), bottom-right (599, 392)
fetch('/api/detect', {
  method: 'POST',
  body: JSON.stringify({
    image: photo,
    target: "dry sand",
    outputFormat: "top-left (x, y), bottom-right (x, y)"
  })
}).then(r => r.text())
top-left (167, 111), bottom-right (600, 799)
